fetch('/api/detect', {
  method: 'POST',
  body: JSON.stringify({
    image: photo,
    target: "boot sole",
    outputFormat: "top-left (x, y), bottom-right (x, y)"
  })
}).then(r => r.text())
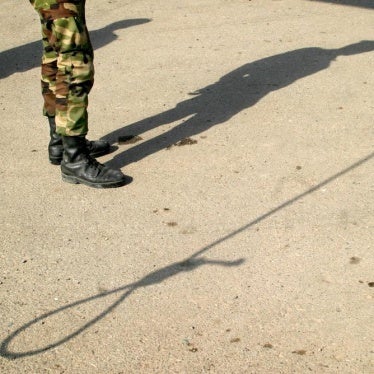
top-left (49, 158), bottom-right (62, 165)
top-left (62, 173), bottom-right (128, 189)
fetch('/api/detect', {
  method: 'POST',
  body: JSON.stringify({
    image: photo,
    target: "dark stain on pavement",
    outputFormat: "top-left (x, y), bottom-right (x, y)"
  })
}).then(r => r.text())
top-left (349, 256), bottom-right (361, 264)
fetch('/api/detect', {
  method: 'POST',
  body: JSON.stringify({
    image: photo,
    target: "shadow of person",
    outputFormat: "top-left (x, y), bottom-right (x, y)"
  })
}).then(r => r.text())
top-left (0, 18), bottom-right (151, 79)
top-left (309, 0), bottom-right (374, 9)
top-left (102, 40), bottom-right (374, 169)
top-left (0, 256), bottom-right (244, 359)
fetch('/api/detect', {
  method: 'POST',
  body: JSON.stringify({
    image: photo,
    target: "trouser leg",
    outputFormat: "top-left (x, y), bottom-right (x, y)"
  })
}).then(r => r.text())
top-left (31, 0), bottom-right (94, 136)
top-left (30, 1), bottom-right (126, 188)
top-left (41, 36), bottom-right (58, 117)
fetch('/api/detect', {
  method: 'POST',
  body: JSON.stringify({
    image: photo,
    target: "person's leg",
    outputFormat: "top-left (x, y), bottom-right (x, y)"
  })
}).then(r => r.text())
top-left (31, 0), bottom-right (110, 164)
top-left (30, 0), bottom-right (77, 120)
top-left (41, 33), bottom-right (58, 118)
top-left (53, 13), bottom-right (93, 135)
top-left (31, 0), bottom-right (127, 187)
top-left (39, 16), bottom-right (66, 164)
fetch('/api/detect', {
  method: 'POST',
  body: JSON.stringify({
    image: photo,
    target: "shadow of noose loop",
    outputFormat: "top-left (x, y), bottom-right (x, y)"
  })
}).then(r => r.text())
top-left (0, 287), bottom-right (133, 359)
top-left (0, 257), bottom-right (244, 359)
top-left (1, 151), bottom-right (373, 359)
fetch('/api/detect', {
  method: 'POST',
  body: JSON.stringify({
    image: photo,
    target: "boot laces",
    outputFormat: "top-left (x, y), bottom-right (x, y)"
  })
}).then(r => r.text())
top-left (86, 154), bottom-right (105, 173)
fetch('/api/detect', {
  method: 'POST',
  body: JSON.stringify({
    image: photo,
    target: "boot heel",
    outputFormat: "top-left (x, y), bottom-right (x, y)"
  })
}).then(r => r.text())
top-left (61, 173), bottom-right (80, 184)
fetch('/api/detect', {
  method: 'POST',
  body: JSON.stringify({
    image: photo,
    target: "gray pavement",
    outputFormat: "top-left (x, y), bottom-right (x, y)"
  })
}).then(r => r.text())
top-left (0, 0), bottom-right (373, 373)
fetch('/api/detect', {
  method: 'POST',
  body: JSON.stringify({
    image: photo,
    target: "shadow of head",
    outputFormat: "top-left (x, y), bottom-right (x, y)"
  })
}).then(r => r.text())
top-left (309, 0), bottom-right (374, 9)
top-left (90, 18), bottom-right (152, 48)
top-left (333, 40), bottom-right (374, 56)
top-left (106, 18), bottom-right (152, 31)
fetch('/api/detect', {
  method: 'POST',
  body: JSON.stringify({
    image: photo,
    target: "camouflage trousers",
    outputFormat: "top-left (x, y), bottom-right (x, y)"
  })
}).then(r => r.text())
top-left (30, 0), bottom-right (94, 136)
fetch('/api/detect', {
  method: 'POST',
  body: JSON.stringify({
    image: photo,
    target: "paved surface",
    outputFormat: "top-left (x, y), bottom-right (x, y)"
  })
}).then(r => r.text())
top-left (1, 0), bottom-right (373, 373)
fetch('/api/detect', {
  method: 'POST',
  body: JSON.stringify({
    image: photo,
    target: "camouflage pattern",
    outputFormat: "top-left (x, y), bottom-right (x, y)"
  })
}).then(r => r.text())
top-left (30, 0), bottom-right (94, 136)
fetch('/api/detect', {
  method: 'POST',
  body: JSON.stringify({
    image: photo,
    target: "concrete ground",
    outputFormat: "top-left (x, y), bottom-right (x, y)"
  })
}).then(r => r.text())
top-left (0, 0), bottom-right (373, 373)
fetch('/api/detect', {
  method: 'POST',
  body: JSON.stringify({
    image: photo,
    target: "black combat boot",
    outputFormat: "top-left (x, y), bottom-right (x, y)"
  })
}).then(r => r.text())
top-left (61, 136), bottom-right (128, 188)
top-left (48, 117), bottom-right (111, 165)
top-left (48, 116), bottom-right (64, 165)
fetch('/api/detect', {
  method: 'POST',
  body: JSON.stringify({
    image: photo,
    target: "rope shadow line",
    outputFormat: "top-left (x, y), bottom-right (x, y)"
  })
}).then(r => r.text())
top-left (1, 151), bottom-right (372, 359)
